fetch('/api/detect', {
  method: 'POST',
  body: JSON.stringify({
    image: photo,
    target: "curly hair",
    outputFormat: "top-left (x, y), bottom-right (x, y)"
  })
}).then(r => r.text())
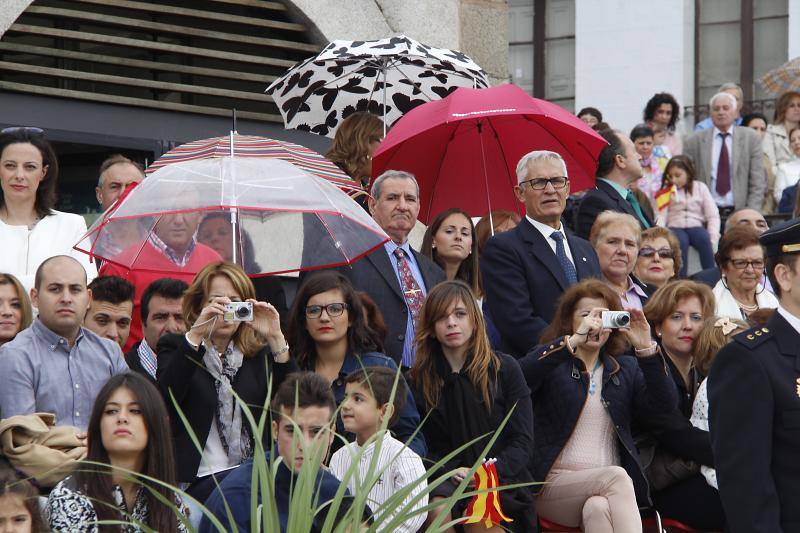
top-left (643, 92), bottom-right (681, 130)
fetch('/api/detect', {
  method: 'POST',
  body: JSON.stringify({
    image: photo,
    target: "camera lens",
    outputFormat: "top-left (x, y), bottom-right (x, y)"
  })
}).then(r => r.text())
top-left (616, 314), bottom-right (630, 327)
top-left (236, 306), bottom-right (249, 318)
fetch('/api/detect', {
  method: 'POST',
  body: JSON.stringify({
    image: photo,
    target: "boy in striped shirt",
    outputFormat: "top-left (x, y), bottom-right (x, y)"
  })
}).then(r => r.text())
top-left (329, 367), bottom-right (428, 532)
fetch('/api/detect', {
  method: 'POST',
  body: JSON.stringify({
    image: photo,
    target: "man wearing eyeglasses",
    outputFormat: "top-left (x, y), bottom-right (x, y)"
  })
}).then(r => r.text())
top-left (576, 129), bottom-right (654, 240)
top-left (481, 150), bottom-right (601, 358)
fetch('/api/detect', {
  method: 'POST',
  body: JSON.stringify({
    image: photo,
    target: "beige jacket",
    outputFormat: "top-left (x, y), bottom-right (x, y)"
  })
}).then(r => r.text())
top-left (0, 413), bottom-right (87, 487)
top-left (763, 123), bottom-right (795, 177)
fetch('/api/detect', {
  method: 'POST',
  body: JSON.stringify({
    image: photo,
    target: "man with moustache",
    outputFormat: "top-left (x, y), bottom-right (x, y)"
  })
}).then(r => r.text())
top-left (0, 256), bottom-right (128, 431)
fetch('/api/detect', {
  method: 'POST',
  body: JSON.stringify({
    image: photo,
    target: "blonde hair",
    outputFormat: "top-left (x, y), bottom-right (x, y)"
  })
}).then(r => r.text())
top-left (589, 210), bottom-right (642, 247)
top-left (692, 317), bottom-right (748, 375)
top-left (182, 262), bottom-right (263, 357)
top-left (325, 112), bottom-right (383, 182)
top-left (0, 273), bottom-right (33, 334)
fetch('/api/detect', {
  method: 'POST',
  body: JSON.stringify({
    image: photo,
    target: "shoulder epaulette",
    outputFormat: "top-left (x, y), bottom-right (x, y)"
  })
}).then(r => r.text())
top-left (733, 325), bottom-right (773, 348)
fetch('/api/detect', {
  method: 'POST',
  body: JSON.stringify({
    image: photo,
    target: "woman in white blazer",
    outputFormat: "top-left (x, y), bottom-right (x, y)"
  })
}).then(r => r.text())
top-left (0, 128), bottom-right (96, 293)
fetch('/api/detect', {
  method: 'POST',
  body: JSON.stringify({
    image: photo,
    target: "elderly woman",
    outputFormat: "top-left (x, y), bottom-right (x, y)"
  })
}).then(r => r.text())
top-left (641, 280), bottom-right (724, 530)
top-left (712, 226), bottom-right (778, 319)
top-left (590, 211), bottom-right (649, 307)
top-left (633, 227), bottom-right (681, 287)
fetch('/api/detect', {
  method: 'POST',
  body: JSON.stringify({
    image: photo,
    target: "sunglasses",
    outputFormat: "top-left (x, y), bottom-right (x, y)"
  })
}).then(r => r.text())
top-left (1, 126), bottom-right (45, 137)
top-left (639, 247), bottom-right (674, 260)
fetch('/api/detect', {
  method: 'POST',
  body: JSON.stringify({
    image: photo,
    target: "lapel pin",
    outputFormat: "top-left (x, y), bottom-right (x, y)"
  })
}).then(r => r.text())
top-left (582, 257), bottom-right (587, 262)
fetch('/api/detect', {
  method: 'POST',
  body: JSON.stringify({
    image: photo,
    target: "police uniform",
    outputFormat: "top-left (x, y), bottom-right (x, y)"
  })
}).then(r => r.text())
top-left (708, 219), bottom-right (800, 533)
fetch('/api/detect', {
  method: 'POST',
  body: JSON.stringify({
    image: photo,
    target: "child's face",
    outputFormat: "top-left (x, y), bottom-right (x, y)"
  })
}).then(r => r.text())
top-left (272, 406), bottom-right (334, 473)
top-left (652, 130), bottom-right (667, 146)
top-left (634, 136), bottom-right (654, 158)
top-left (0, 495), bottom-right (33, 533)
top-left (340, 381), bottom-right (386, 439)
top-left (667, 166), bottom-right (689, 188)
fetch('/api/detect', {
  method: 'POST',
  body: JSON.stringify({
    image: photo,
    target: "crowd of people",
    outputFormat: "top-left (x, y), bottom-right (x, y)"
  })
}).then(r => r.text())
top-left (0, 83), bottom-right (799, 533)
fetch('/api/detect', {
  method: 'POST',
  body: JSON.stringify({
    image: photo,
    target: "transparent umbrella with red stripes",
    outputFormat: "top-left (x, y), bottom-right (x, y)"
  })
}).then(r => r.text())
top-left (75, 156), bottom-right (388, 276)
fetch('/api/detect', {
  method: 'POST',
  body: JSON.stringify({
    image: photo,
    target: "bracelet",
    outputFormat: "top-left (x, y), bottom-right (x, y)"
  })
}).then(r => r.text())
top-left (271, 344), bottom-right (289, 358)
top-left (185, 332), bottom-right (200, 350)
top-left (635, 342), bottom-right (658, 357)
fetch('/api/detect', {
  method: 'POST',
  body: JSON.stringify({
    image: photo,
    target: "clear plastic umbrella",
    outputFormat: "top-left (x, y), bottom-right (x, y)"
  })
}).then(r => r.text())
top-left (75, 157), bottom-right (389, 276)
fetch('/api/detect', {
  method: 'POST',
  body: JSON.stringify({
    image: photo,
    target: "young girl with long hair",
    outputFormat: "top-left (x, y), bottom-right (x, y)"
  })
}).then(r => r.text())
top-left (0, 463), bottom-right (43, 533)
top-left (409, 280), bottom-right (535, 532)
top-left (46, 373), bottom-right (187, 532)
top-left (659, 155), bottom-right (720, 276)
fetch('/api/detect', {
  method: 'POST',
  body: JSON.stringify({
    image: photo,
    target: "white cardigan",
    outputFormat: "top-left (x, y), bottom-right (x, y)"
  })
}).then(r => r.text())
top-left (712, 279), bottom-right (778, 320)
top-left (0, 210), bottom-right (97, 294)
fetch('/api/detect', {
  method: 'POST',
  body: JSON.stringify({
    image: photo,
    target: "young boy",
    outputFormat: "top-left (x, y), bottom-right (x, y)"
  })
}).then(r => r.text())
top-left (199, 372), bottom-right (349, 532)
top-left (329, 367), bottom-right (428, 533)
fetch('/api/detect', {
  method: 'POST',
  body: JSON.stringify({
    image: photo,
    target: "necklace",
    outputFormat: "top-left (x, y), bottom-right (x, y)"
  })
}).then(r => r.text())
top-left (588, 359), bottom-right (603, 395)
top-left (732, 295), bottom-right (758, 313)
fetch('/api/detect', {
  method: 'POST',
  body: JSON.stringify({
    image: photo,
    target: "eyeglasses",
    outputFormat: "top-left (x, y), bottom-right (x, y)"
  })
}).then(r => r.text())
top-left (519, 176), bottom-right (569, 190)
top-left (305, 302), bottom-right (348, 319)
top-left (729, 259), bottom-right (765, 270)
top-left (1, 126), bottom-right (44, 136)
top-left (639, 247), bottom-right (674, 260)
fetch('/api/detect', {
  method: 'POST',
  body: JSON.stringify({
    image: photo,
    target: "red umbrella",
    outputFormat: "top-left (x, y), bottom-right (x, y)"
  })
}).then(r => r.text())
top-left (371, 83), bottom-right (608, 223)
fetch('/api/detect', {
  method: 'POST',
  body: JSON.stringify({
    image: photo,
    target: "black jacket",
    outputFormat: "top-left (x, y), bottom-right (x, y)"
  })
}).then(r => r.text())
top-left (124, 341), bottom-right (156, 385)
top-left (156, 333), bottom-right (299, 482)
top-left (518, 338), bottom-right (677, 506)
top-left (575, 179), bottom-right (654, 239)
top-left (481, 218), bottom-right (601, 358)
top-left (709, 312), bottom-right (800, 532)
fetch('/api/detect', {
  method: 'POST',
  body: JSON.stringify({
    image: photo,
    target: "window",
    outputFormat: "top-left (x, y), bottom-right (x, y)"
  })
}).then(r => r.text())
top-left (508, 0), bottom-right (575, 111)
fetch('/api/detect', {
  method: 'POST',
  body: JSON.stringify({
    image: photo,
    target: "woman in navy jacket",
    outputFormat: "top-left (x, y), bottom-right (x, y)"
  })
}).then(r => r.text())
top-left (518, 279), bottom-right (677, 532)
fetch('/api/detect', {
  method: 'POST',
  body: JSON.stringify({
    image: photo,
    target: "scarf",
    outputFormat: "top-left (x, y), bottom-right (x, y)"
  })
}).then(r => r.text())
top-left (203, 341), bottom-right (251, 465)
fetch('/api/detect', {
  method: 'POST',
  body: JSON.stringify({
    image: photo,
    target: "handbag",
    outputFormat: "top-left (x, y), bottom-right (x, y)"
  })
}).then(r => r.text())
top-left (636, 434), bottom-right (699, 491)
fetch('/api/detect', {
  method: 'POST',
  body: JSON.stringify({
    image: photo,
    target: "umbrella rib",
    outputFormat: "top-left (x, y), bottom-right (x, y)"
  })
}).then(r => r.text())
top-left (426, 122), bottom-right (461, 218)
top-left (484, 118), bottom-right (516, 189)
top-left (306, 178), bottom-right (352, 265)
top-left (389, 62), bottom-right (436, 101)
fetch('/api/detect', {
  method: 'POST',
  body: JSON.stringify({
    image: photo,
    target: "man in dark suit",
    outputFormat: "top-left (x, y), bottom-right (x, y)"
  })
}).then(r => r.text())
top-left (481, 150), bottom-right (601, 358)
top-left (709, 219), bottom-right (800, 532)
top-left (576, 129), bottom-right (654, 239)
top-left (340, 170), bottom-right (445, 367)
top-left (690, 207), bottom-right (769, 286)
top-left (125, 278), bottom-right (188, 383)
top-left (683, 91), bottom-right (765, 211)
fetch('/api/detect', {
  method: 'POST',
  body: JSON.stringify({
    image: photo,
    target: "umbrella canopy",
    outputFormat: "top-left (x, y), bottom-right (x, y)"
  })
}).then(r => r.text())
top-left (76, 157), bottom-right (389, 276)
top-left (371, 84), bottom-right (608, 223)
top-left (758, 56), bottom-right (800, 96)
top-left (146, 133), bottom-right (363, 195)
top-left (265, 35), bottom-right (489, 138)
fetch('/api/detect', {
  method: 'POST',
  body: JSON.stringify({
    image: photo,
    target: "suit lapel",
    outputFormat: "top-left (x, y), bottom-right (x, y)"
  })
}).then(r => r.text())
top-left (597, 180), bottom-right (637, 219)
top-left (732, 127), bottom-right (746, 206)
top-left (566, 231), bottom-right (593, 279)
top-left (518, 219), bottom-right (568, 290)
top-left (366, 247), bottom-right (404, 300)
top-left (410, 248), bottom-right (436, 289)
top-left (700, 129), bottom-right (713, 182)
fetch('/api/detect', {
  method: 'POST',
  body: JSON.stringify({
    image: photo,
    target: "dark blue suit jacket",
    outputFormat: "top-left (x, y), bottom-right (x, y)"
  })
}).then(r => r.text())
top-left (480, 218), bottom-right (601, 358)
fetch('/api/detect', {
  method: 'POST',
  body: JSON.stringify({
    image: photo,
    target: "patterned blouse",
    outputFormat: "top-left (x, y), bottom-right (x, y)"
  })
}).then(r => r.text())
top-left (46, 476), bottom-right (189, 532)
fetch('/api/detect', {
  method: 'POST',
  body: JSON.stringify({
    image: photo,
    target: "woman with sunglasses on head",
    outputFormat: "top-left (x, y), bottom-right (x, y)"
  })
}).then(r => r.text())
top-left (0, 128), bottom-right (97, 293)
top-left (46, 372), bottom-right (188, 532)
top-left (156, 261), bottom-right (297, 509)
top-left (633, 227), bottom-right (682, 288)
top-left (712, 226), bottom-right (777, 320)
top-left (288, 270), bottom-right (425, 456)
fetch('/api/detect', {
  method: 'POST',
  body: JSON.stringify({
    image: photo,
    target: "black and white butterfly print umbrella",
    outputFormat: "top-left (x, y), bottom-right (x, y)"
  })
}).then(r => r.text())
top-left (265, 35), bottom-right (490, 138)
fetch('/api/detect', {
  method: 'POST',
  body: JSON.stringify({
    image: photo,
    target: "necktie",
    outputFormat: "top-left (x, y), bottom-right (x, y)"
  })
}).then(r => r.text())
top-left (716, 132), bottom-right (731, 196)
top-left (393, 248), bottom-right (423, 327)
top-left (550, 231), bottom-right (578, 286)
top-left (625, 190), bottom-right (651, 228)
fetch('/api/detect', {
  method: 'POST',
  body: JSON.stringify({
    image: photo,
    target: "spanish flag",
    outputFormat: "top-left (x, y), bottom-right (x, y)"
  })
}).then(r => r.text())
top-left (655, 185), bottom-right (676, 210)
top-left (463, 459), bottom-right (513, 528)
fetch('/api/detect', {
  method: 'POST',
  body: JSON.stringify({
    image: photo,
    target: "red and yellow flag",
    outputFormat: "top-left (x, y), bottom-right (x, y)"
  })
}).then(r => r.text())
top-left (655, 185), bottom-right (676, 210)
top-left (463, 459), bottom-right (513, 528)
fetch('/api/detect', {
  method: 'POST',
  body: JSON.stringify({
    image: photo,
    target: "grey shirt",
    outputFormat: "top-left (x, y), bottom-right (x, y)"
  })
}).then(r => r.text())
top-left (0, 319), bottom-right (128, 430)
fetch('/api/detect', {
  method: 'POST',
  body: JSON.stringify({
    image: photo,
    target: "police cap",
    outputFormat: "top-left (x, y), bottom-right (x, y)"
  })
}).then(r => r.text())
top-left (760, 218), bottom-right (800, 258)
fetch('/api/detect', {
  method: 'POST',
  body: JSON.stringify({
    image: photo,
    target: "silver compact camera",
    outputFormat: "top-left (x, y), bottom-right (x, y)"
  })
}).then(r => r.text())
top-left (223, 301), bottom-right (253, 322)
top-left (601, 311), bottom-right (630, 329)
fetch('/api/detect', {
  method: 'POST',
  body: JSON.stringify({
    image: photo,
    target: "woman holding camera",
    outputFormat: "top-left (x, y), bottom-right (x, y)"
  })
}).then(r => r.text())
top-left (518, 279), bottom-right (676, 532)
top-left (156, 261), bottom-right (297, 505)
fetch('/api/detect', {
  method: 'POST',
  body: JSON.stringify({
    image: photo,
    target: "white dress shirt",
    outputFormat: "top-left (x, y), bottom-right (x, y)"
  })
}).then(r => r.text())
top-left (777, 304), bottom-right (800, 335)
top-left (526, 215), bottom-right (575, 263)
top-left (710, 126), bottom-right (735, 207)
